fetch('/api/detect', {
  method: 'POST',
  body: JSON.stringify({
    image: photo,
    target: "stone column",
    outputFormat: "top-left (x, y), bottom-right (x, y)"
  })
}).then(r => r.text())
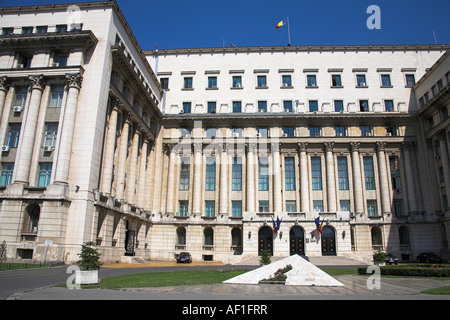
top-left (402, 142), bottom-right (417, 213)
top-left (324, 142), bottom-right (337, 212)
top-left (53, 73), bottom-right (83, 184)
top-left (137, 134), bottom-right (149, 208)
top-left (437, 130), bottom-right (450, 205)
top-left (14, 75), bottom-right (46, 184)
top-left (298, 142), bottom-right (309, 212)
top-left (192, 142), bottom-right (203, 215)
top-left (350, 142), bottom-right (364, 215)
top-left (126, 125), bottom-right (141, 204)
top-left (165, 143), bottom-right (177, 214)
top-left (100, 98), bottom-right (121, 194)
top-left (219, 143), bottom-right (229, 215)
top-left (272, 142), bottom-right (282, 213)
top-left (376, 142), bottom-right (391, 214)
top-left (0, 77), bottom-right (10, 119)
top-left (246, 142), bottom-right (256, 212)
top-left (115, 112), bottom-right (132, 200)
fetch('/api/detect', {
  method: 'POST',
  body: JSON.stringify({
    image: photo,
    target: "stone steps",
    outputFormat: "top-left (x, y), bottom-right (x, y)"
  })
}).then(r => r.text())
top-left (233, 255), bottom-right (367, 267)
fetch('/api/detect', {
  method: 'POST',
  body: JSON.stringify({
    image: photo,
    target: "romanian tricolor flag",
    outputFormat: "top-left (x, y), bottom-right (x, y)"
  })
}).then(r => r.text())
top-left (276, 18), bottom-right (288, 29)
top-left (315, 217), bottom-right (323, 234)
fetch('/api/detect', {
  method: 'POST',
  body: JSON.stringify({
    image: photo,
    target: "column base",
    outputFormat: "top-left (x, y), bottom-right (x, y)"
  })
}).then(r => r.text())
top-left (5, 182), bottom-right (26, 196)
top-left (45, 182), bottom-right (70, 198)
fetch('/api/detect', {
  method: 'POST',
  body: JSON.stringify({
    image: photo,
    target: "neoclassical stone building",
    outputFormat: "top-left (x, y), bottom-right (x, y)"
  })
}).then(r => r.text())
top-left (0, 1), bottom-right (448, 264)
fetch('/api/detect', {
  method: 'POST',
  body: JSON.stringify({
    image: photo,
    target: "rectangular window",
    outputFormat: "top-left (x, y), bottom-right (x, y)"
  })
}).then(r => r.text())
top-left (309, 100), bottom-right (318, 112)
top-left (258, 101), bottom-right (267, 112)
top-left (285, 157), bottom-right (295, 191)
top-left (38, 163), bottom-right (52, 187)
top-left (335, 126), bottom-right (346, 137)
top-left (258, 158), bottom-right (269, 191)
top-left (205, 158), bottom-right (216, 191)
top-left (389, 157), bottom-right (401, 191)
top-left (364, 157), bottom-right (375, 190)
top-left (386, 125), bottom-right (397, 136)
top-left (332, 74), bottom-right (342, 87)
top-left (232, 101), bottom-right (242, 113)
top-left (337, 157), bottom-right (349, 190)
top-left (232, 127), bottom-right (243, 138)
top-left (340, 200), bottom-right (350, 212)
top-left (208, 76), bottom-right (217, 88)
top-left (178, 200), bottom-right (189, 216)
top-left (356, 74), bottom-right (367, 86)
top-left (56, 24), bottom-right (67, 33)
top-left (55, 55), bottom-right (68, 67)
top-left (367, 200), bottom-right (378, 217)
top-left (309, 126), bottom-right (320, 137)
top-left (183, 77), bottom-right (193, 89)
top-left (232, 76), bottom-right (242, 88)
top-left (182, 102), bottom-right (191, 113)
top-left (334, 100), bottom-right (344, 112)
top-left (283, 100), bottom-right (293, 112)
top-left (259, 201), bottom-right (269, 213)
top-left (206, 127), bottom-right (217, 139)
top-left (257, 75), bottom-right (267, 88)
top-left (44, 123), bottom-right (58, 147)
top-left (307, 75), bottom-right (317, 87)
top-left (0, 163), bottom-right (14, 187)
top-left (232, 201), bottom-right (242, 217)
top-left (311, 157), bottom-right (322, 190)
top-left (179, 159), bottom-right (190, 191)
top-left (49, 86), bottom-right (64, 108)
top-left (7, 123), bottom-right (21, 148)
top-left (22, 27), bottom-right (33, 34)
top-left (2, 28), bottom-right (14, 35)
top-left (232, 157), bottom-right (242, 191)
top-left (393, 200), bottom-right (405, 217)
top-left (205, 201), bottom-right (215, 217)
top-left (405, 74), bottom-right (415, 87)
top-left (283, 127), bottom-right (294, 137)
top-left (360, 125), bottom-right (371, 136)
top-left (207, 102), bottom-right (216, 113)
top-left (160, 78), bottom-right (169, 90)
top-left (384, 100), bottom-right (394, 111)
top-left (282, 75), bottom-right (292, 87)
top-left (14, 87), bottom-right (28, 109)
top-left (381, 74), bottom-right (391, 87)
top-left (257, 127), bottom-right (268, 138)
top-left (313, 200), bottom-right (324, 212)
top-left (359, 100), bottom-right (369, 112)
top-left (286, 200), bottom-right (297, 213)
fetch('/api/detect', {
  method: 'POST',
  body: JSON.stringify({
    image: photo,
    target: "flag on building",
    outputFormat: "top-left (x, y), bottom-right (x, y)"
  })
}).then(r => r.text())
top-left (315, 217), bottom-right (323, 234)
top-left (276, 18), bottom-right (288, 29)
top-left (272, 216), bottom-right (282, 233)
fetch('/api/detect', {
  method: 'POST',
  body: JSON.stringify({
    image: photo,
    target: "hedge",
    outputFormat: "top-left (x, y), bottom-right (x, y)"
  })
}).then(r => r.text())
top-left (358, 265), bottom-right (450, 277)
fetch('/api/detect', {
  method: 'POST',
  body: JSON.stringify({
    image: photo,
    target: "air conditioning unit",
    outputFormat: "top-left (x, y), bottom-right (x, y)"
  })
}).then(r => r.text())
top-left (258, 109), bottom-right (264, 113)
top-left (365, 133), bottom-right (372, 136)
top-left (1, 146), bottom-right (10, 152)
top-left (360, 82), bottom-right (366, 86)
top-left (236, 83), bottom-right (241, 88)
top-left (282, 83), bottom-right (288, 87)
top-left (179, 110), bottom-right (184, 114)
top-left (43, 146), bottom-right (54, 152)
top-left (233, 133), bottom-right (240, 138)
top-left (13, 106), bottom-right (22, 113)
top-left (314, 133), bottom-right (320, 137)
top-left (282, 133), bottom-right (288, 138)
top-left (211, 109), bottom-right (216, 114)
top-left (284, 109), bottom-right (291, 113)
top-left (386, 133), bottom-right (392, 137)
top-left (336, 133), bottom-right (343, 137)
top-left (256, 133), bottom-right (262, 138)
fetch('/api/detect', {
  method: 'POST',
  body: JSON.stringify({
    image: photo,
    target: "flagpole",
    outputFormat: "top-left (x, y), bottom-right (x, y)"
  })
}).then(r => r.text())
top-left (287, 16), bottom-right (291, 46)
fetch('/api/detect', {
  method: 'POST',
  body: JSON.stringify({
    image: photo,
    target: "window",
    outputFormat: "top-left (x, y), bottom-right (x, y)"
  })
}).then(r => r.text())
top-left (337, 157), bottom-right (349, 190)
top-left (179, 159), bottom-right (190, 191)
top-left (389, 157), bottom-right (401, 191)
top-left (313, 200), bottom-right (324, 212)
top-left (22, 27), bottom-right (33, 34)
top-left (367, 200), bottom-right (378, 217)
top-left (205, 127), bottom-right (216, 139)
top-left (205, 201), bottom-right (215, 217)
top-left (311, 157), bottom-right (322, 190)
top-left (364, 157), bottom-right (375, 190)
top-left (384, 100), bottom-right (394, 112)
top-left (437, 79), bottom-right (444, 92)
top-left (232, 201), bottom-right (242, 217)
top-left (360, 125), bottom-right (371, 136)
top-left (7, 123), bottom-right (21, 148)
top-left (54, 54), bottom-right (68, 67)
top-left (0, 163), bottom-right (14, 187)
top-left (205, 158), bottom-right (216, 191)
top-left (2, 28), bottom-right (13, 35)
top-left (257, 75), bottom-right (267, 88)
top-left (283, 127), bottom-right (294, 137)
top-left (232, 127), bottom-right (243, 138)
top-left (282, 75), bottom-right (292, 87)
top-left (44, 123), bottom-right (58, 147)
top-left (285, 157), bottom-right (295, 191)
top-left (183, 77), bottom-right (193, 89)
top-left (307, 75), bottom-right (317, 87)
top-left (359, 100), bottom-right (369, 112)
top-left (334, 100), bottom-right (344, 112)
top-left (258, 158), bottom-right (269, 191)
top-left (232, 157), bottom-right (242, 191)
top-left (259, 201), bottom-right (269, 213)
top-left (286, 200), bottom-right (297, 213)
top-left (23, 205), bottom-right (40, 234)
top-left (231, 228), bottom-right (242, 247)
top-left (38, 163), bottom-right (52, 187)
top-left (283, 101), bottom-right (293, 112)
top-left (14, 87), bottom-right (28, 110)
top-left (232, 76), bottom-right (242, 88)
top-left (56, 24), bottom-right (67, 32)
top-left (207, 102), bottom-right (216, 113)
top-left (160, 78), bottom-right (169, 90)
top-left (386, 125), bottom-right (397, 136)
top-left (176, 227), bottom-right (186, 246)
top-left (393, 200), bottom-right (405, 217)
top-left (335, 126), bottom-right (346, 137)
top-left (405, 74), bottom-right (415, 87)
top-left (232, 101), bottom-right (242, 113)
top-left (204, 228), bottom-right (214, 246)
top-left (36, 26), bottom-right (48, 33)
top-left (332, 74), bottom-right (342, 87)
top-left (258, 101), bottom-right (267, 112)
top-left (356, 74), bottom-right (367, 87)
top-left (340, 200), bottom-right (350, 212)
top-left (208, 76), bottom-right (217, 88)
top-left (182, 102), bottom-right (191, 113)
top-left (178, 200), bottom-right (189, 216)
top-left (309, 100), bottom-right (318, 112)
top-left (49, 86), bottom-right (64, 108)
top-left (309, 126), bottom-right (320, 137)
top-left (257, 127), bottom-right (268, 138)
top-left (381, 74), bottom-right (391, 87)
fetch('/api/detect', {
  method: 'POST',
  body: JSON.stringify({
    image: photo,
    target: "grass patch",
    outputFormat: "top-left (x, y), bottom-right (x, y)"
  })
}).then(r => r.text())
top-left (421, 286), bottom-right (450, 295)
top-left (79, 269), bottom-right (248, 290)
top-left (0, 262), bottom-right (64, 271)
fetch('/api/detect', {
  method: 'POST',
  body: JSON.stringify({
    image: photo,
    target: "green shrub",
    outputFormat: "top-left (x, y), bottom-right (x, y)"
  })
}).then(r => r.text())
top-left (358, 265), bottom-right (450, 277)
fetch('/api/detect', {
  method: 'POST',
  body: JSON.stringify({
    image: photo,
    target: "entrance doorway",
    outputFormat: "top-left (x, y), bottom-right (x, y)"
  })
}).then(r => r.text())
top-left (124, 220), bottom-right (135, 256)
top-left (258, 226), bottom-right (273, 256)
top-left (290, 226), bottom-right (305, 256)
top-left (321, 226), bottom-right (336, 256)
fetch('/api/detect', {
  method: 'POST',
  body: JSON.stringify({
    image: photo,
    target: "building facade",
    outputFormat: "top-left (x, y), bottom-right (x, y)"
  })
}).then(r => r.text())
top-left (0, 1), bottom-right (448, 264)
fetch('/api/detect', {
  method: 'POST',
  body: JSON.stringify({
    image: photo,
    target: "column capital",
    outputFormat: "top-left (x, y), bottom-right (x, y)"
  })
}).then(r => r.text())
top-left (246, 142), bottom-right (257, 153)
top-left (163, 143), bottom-right (177, 154)
top-left (123, 111), bottom-right (133, 124)
top-left (324, 142), bottom-right (335, 152)
top-left (66, 73), bottom-right (83, 90)
top-left (0, 76), bottom-right (10, 92)
top-left (29, 74), bottom-right (46, 91)
top-left (297, 142), bottom-right (308, 152)
top-left (193, 142), bottom-right (203, 153)
top-left (376, 141), bottom-right (387, 152)
top-left (350, 141), bottom-right (360, 152)
top-left (112, 97), bottom-right (123, 112)
top-left (271, 142), bottom-right (281, 153)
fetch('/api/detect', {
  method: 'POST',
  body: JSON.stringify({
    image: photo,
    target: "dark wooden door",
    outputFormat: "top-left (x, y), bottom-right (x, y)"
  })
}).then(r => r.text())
top-left (290, 226), bottom-right (305, 256)
top-left (321, 226), bottom-right (336, 256)
top-left (258, 226), bottom-right (273, 256)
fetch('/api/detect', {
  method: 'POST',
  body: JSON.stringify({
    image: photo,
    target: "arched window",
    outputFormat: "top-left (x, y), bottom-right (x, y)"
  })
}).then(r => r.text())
top-left (176, 227), bottom-right (186, 246)
top-left (231, 228), bottom-right (242, 247)
top-left (399, 226), bottom-right (410, 245)
top-left (23, 204), bottom-right (40, 234)
top-left (371, 227), bottom-right (383, 250)
top-left (204, 227), bottom-right (214, 246)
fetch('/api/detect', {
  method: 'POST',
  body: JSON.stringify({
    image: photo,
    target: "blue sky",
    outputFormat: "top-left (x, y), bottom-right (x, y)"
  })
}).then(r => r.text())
top-left (1, 0), bottom-right (449, 49)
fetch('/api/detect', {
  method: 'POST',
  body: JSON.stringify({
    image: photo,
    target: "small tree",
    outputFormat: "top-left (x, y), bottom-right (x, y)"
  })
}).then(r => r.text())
top-left (77, 241), bottom-right (103, 271)
top-left (0, 241), bottom-right (7, 262)
top-left (259, 250), bottom-right (271, 265)
top-left (373, 250), bottom-right (385, 264)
